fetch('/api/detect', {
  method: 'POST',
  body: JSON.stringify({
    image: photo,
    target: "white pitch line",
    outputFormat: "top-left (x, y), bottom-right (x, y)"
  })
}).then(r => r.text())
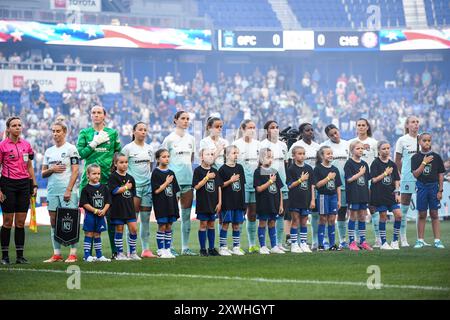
top-left (1, 267), bottom-right (449, 292)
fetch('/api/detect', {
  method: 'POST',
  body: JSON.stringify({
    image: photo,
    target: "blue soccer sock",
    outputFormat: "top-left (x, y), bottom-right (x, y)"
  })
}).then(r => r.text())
top-left (232, 230), bottom-right (240, 248)
top-left (165, 230), bottom-right (172, 250)
top-left (310, 213), bottom-right (319, 246)
top-left (207, 228), bottom-right (215, 249)
top-left (328, 224), bottom-right (336, 247)
top-left (290, 227), bottom-right (298, 244)
top-left (247, 220), bottom-right (257, 247)
top-left (128, 233), bottom-right (137, 254)
top-left (358, 221), bottom-right (366, 243)
top-left (336, 220), bottom-right (347, 243)
top-left (275, 216), bottom-right (284, 247)
top-left (139, 211), bottom-right (151, 250)
top-left (393, 220), bottom-right (401, 242)
top-left (156, 231), bottom-right (165, 250)
top-left (94, 237), bottom-right (103, 258)
top-left (299, 226), bottom-right (308, 244)
top-left (348, 220), bottom-right (356, 243)
top-left (51, 227), bottom-right (61, 254)
top-left (219, 228), bottom-right (227, 248)
top-left (258, 227), bottom-right (266, 247)
top-left (268, 226), bottom-right (277, 248)
top-left (83, 236), bottom-right (92, 259)
top-left (114, 232), bottom-right (123, 253)
top-left (400, 204), bottom-right (409, 237)
top-left (181, 208), bottom-right (192, 251)
top-left (371, 212), bottom-right (380, 240)
top-left (318, 223), bottom-right (325, 247)
top-left (355, 219), bottom-right (360, 241)
top-left (379, 221), bottom-right (387, 244)
top-left (198, 230), bottom-right (206, 250)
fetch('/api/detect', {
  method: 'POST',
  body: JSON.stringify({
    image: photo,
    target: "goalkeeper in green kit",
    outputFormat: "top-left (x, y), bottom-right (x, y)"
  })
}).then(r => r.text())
top-left (77, 105), bottom-right (121, 259)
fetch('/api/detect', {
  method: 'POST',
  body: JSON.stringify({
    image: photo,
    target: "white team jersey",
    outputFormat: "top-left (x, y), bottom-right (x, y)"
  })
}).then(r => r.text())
top-left (288, 139), bottom-right (321, 168)
top-left (348, 136), bottom-right (378, 166)
top-left (395, 134), bottom-right (418, 182)
top-left (122, 141), bottom-right (153, 187)
top-left (232, 138), bottom-right (260, 191)
top-left (43, 142), bottom-right (80, 196)
top-left (199, 136), bottom-right (229, 170)
top-left (161, 131), bottom-right (195, 186)
top-left (320, 139), bottom-right (350, 189)
top-left (260, 139), bottom-right (288, 192)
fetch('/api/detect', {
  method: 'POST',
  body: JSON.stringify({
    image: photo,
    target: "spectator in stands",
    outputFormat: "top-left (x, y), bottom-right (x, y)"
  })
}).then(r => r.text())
top-left (9, 52), bottom-right (21, 69)
top-left (0, 51), bottom-right (7, 69)
top-left (31, 81), bottom-right (40, 103)
top-left (64, 54), bottom-right (74, 71)
top-left (43, 54), bottom-right (54, 70)
top-left (122, 76), bottom-right (130, 92)
top-left (74, 56), bottom-right (82, 72)
top-left (142, 76), bottom-right (153, 105)
top-left (95, 79), bottom-right (105, 96)
top-left (421, 67), bottom-right (432, 88)
top-left (43, 102), bottom-right (54, 121)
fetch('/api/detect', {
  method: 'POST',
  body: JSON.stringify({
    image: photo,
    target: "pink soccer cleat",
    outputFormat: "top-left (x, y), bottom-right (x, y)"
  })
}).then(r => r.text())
top-left (360, 241), bottom-right (373, 251)
top-left (141, 249), bottom-right (157, 258)
top-left (349, 241), bottom-right (360, 251)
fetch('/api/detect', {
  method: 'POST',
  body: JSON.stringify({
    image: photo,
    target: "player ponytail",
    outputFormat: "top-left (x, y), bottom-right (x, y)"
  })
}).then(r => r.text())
top-left (263, 120), bottom-right (277, 140)
top-left (236, 119), bottom-right (254, 140)
top-left (357, 118), bottom-right (372, 137)
top-left (205, 116), bottom-right (221, 138)
top-left (173, 110), bottom-right (188, 125)
top-left (131, 121), bottom-right (146, 142)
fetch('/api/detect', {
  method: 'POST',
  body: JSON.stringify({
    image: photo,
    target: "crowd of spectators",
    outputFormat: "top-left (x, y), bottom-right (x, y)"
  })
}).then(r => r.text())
top-left (0, 54), bottom-right (449, 187)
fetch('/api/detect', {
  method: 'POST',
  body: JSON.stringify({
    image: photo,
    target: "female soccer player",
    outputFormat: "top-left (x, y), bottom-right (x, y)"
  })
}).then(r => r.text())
top-left (349, 118), bottom-right (380, 247)
top-left (321, 124), bottom-right (349, 249)
top-left (108, 153), bottom-right (140, 261)
top-left (79, 164), bottom-right (111, 262)
top-left (345, 141), bottom-right (372, 251)
top-left (162, 111), bottom-right (196, 256)
top-left (411, 133), bottom-right (445, 249)
top-left (232, 120), bottom-right (261, 253)
top-left (314, 146), bottom-right (342, 251)
top-left (260, 120), bottom-right (288, 252)
top-left (199, 117), bottom-right (229, 170)
top-left (122, 122), bottom-right (156, 258)
top-left (254, 148), bottom-right (284, 254)
top-left (370, 141), bottom-right (402, 250)
top-left (151, 149), bottom-right (180, 259)
top-left (288, 123), bottom-right (321, 249)
top-left (192, 149), bottom-right (223, 256)
top-left (286, 146), bottom-right (315, 253)
top-left (395, 116), bottom-right (420, 247)
top-left (42, 121), bottom-right (80, 263)
top-left (0, 117), bottom-right (38, 265)
top-left (218, 145), bottom-right (246, 256)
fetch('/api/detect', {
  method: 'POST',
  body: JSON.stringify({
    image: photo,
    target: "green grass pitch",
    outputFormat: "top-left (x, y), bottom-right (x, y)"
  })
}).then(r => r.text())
top-left (0, 221), bottom-right (449, 300)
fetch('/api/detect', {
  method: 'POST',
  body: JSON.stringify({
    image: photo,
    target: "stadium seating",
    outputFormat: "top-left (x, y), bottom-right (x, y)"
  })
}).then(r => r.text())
top-left (424, 0), bottom-right (450, 27)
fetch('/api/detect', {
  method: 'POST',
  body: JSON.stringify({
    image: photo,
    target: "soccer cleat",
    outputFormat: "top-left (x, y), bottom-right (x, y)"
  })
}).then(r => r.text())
top-left (181, 248), bottom-right (198, 256)
top-left (423, 240), bottom-right (432, 247)
top-left (65, 255), bottom-right (78, 263)
top-left (248, 245), bottom-right (260, 254)
top-left (111, 252), bottom-right (118, 260)
top-left (1, 257), bottom-right (10, 265)
top-left (323, 241), bottom-right (330, 250)
top-left (373, 238), bottom-right (382, 248)
top-left (291, 243), bottom-right (303, 253)
top-left (232, 247), bottom-right (245, 256)
top-left (225, 247), bottom-right (234, 255)
top-left (339, 241), bottom-right (349, 250)
top-left (285, 239), bottom-right (291, 248)
top-left (169, 248), bottom-right (180, 257)
top-left (219, 247), bottom-right (232, 256)
top-left (199, 249), bottom-right (209, 257)
top-left (115, 253), bottom-right (130, 261)
top-left (83, 256), bottom-right (96, 262)
top-left (434, 240), bottom-right (445, 249)
top-left (300, 242), bottom-right (312, 253)
top-left (400, 236), bottom-right (410, 247)
top-left (259, 246), bottom-right (271, 255)
top-left (15, 257), bottom-right (29, 264)
top-left (141, 249), bottom-right (157, 258)
top-left (129, 253), bottom-right (142, 261)
top-left (165, 249), bottom-right (176, 258)
top-left (278, 245), bottom-right (288, 252)
top-left (208, 248), bottom-right (220, 256)
top-left (311, 243), bottom-right (319, 251)
top-left (349, 241), bottom-right (360, 251)
top-left (380, 242), bottom-right (393, 250)
top-left (360, 241), bottom-right (373, 251)
top-left (43, 254), bottom-right (64, 263)
top-left (390, 241), bottom-right (400, 250)
top-left (270, 246), bottom-right (285, 254)
top-left (414, 240), bottom-right (425, 249)
top-left (317, 245), bottom-right (325, 252)
top-left (96, 256), bottom-right (111, 262)
top-left (328, 244), bottom-right (342, 251)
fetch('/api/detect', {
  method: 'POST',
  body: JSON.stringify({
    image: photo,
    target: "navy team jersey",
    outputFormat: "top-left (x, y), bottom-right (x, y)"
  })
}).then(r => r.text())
top-left (192, 166), bottom-right (223, 214)
top-left (313, 163), bottom-right (342, 195)
top-left (253, 167), bottom-right (283, 215)
top-left (286, 163), bottom-right (315, 209)
top-left (411, 152), bottom-right (445, 184)
top-left (108, 171), bottom-right (137, 220)
top-left (344, 158), bottom-right (370, 204)
top-left (370, 158), bottom-right (400, 207)
top-left (218, 163), bottom-right (246, 211)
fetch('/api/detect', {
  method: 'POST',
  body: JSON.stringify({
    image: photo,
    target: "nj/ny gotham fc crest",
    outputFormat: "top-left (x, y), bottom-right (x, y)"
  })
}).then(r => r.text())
top-left (165, 184), bottom-right (173, 197)
top-left (55, 207), bottom-right (80, 246)
top-left (423, 164), bottom-right (432, 176)
top-left (299, 180), bottom-right (308, 191)
top-left (382, 175), bottom-right (392, 185)
top-left (232, 180), bottom-right (241, 192)
top-left (326, 179), bottom-right (335, 190)
top-left (357, 176), bottom-right (366, 186)
top-left (93, 191), bottom-right (104, 208)
top-left (206, 180), bottom-right (215, 193)
top-left (269, 183), bottom-right (278, 194)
